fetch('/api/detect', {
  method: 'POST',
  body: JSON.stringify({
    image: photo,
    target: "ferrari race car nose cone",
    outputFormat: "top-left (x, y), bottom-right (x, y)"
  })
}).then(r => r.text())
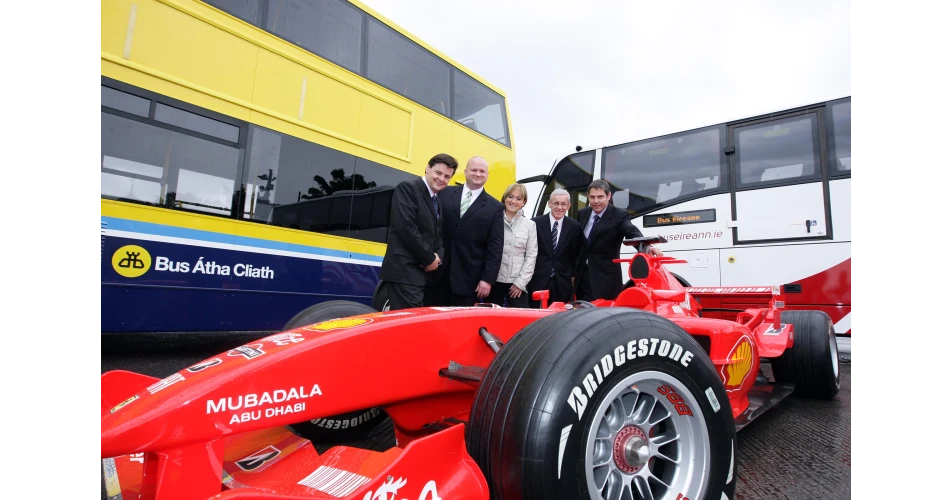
top-left (613, 426), bottom-right (649, 473)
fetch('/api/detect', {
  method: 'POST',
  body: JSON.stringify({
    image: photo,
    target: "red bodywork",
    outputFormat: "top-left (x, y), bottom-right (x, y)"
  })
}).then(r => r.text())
top-left (101, 251), bottom-right (792, 500)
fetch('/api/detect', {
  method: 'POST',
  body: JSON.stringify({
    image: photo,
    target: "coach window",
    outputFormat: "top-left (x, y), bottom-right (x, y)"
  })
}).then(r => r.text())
top-left (203, 0), bottom-right (263, 26)
top-left (243, 126), bottom-right (356, 236)
top-left (453, 69), bottom-right (510, 146)
top-left (101, 112), bottom-right (241, 217)
top-left (602, 127), bottom-right (725, 216)
top-left (539, 151), bottom-right (595, 219)
top-left (735, 114), bottom-right (821, 188)
top-left (366, 17), bottom-right (451, 116)
top-left (264, 0), bottom-right (363, 74)
top-left (829, 100), bottom-right (851, 174)
top-left (347, 158), bottom-right (416, 243)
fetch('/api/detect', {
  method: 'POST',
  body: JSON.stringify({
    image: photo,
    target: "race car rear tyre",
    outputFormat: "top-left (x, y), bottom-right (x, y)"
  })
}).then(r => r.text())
top-left (283, 300), bottom-right (389, 441)
top-left (770, 310), bottom-right (840, 399)
top-left (466, 307), bottom-right (737, 500)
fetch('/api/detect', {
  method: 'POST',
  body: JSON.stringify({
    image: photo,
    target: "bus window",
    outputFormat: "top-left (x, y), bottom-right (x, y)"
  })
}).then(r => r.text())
top-left (735, 114), bottom-right (821, 188)
top-left (203, 0), bottom-right (264, 26)
top-left (244, 126), bottom-right (356, 237)
top-left (101, 111), bottom-right (241, 216)
top-left (537, 151), bottom-right (595, 219)
top-left (264, 0), bottom-right (364, 74)
top-left (101, 85), bottom-right (149, 118)
top-left (348, 158), bottom-right (416, 243)
top-left (367, 17), bottom-right (451, 116)
top-left (602, 126), bottom-right (725, 216)
top-left (453, 69), bottom-right (510, 146)
top-left (830, 100), bottom-right (851, 173)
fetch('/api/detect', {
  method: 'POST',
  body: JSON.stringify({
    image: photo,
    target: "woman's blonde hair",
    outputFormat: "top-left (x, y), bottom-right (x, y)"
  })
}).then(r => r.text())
top-left (502, 183), bottom-right (528, 204)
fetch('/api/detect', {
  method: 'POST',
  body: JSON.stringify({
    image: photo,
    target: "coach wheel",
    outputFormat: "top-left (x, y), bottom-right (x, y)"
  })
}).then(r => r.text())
top-left (283, 300), bottom-right (389, 441)
top-left (466, 307), bottom-right (736, 500)
top-left (770, 310), bottom-right (840, 399)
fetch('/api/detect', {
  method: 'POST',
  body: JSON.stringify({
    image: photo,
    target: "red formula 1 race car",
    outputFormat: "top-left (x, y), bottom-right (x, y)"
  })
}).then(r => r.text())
top-left (101, 236), bottom-right (840, 500)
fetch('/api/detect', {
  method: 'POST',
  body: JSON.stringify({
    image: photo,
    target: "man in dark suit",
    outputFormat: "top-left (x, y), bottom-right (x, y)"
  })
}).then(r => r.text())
top-left (528, 188), bottom-right (581, 307)
top-left (372, 153), bottom-right (458, 311)
top-left (426, 156), bottom-right (504, 307)
top-left (574, 179), bottom-right (660, 302)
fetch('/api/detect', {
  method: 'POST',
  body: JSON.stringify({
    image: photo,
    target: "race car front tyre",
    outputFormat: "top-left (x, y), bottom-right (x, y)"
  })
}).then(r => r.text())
top-left (770, 310), bottom-right (840, 399)
top-left (466, 307), bottom-right (737, 500)
top-left (283, 300), bottom-right (389, 441)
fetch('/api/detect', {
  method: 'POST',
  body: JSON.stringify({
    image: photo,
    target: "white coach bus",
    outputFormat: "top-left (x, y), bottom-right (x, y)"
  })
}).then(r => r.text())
top-left (522, 97), bottom-right (851, 335)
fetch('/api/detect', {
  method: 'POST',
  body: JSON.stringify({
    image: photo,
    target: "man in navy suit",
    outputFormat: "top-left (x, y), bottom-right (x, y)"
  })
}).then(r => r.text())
top-left (425, 156), bottom-right (504, 307)
top-left (528, 188), bottom-right (581, 307)
top-left (574, 179), bottom-right (660, 301)
top-left (373, 153), bottom-right (457, 310)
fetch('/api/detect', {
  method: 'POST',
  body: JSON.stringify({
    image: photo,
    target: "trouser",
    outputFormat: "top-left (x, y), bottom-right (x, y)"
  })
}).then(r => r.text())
top-left (488, 282), bottom-right (530, 308)
top-left (371, 280), bottom-right (424, 311)
top-left (575, 267), bottom-right (595, 302)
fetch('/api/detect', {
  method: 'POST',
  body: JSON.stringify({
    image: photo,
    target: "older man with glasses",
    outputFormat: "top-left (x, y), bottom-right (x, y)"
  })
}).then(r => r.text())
top-left (527, 188), bottom-right (583, 307)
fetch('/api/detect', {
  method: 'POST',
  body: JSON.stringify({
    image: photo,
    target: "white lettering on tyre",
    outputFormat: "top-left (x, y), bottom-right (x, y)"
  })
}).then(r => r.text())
top-left (567, 337), bottom-right (694, 420)
top-left (557, 424), bottom-right (572, 479)
top-left (726, 440), bottom-right (734, 484)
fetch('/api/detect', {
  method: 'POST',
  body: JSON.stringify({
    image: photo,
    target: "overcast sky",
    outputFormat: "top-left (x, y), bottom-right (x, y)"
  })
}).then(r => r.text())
top-left (362, 0), bottom-right (850, 196)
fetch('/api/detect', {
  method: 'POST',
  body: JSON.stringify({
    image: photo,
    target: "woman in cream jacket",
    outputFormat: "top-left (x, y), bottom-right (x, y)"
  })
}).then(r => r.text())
top-left (489, 183), bottom-right (538, 308)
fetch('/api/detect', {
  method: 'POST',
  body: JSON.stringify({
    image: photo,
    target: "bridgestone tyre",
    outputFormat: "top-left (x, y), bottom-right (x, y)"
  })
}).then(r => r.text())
top-left (770, 310), bottom-right (840, 399)
top-left (284, 300), bottom-right (388, 441)
top-left (466, 307), bottom-right (737, 500)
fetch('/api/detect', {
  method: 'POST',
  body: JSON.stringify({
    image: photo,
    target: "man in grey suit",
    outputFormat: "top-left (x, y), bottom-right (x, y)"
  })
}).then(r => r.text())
top-left (372, 153), bottom-right (458, 311)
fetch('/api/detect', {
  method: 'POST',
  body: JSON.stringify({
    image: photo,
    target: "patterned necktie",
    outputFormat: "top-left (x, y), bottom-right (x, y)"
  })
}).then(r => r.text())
top-left (460, 190), bottom-right (473, 216)
top-left (431, 195), bottom-right (439, 219)
top-left (552, 220), bottom-right (559, 251)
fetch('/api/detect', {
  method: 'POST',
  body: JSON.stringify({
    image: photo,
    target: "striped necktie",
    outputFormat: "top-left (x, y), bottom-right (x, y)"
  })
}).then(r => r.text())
top-left (552, 220), bottom-right (559, 251)
top-left (460, 190), bottom-right (473, 216)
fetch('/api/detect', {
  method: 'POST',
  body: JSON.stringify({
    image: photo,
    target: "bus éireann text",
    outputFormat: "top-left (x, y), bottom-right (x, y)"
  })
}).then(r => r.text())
top-left (101, 0), bottom-right (517, 336)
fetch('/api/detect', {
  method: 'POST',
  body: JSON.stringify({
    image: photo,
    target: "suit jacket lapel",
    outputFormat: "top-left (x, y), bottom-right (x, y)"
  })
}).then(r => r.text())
top-left (588, 207), bottom-right (611, 244)
top-left (541, 217), bottom-right (554, 257)
top-left (418, 179), bottom-right (438, 221)
top-left (461, 190), bottom-right (486, 221)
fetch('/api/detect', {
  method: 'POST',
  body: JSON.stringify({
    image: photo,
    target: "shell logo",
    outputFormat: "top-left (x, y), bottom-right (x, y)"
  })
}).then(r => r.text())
top-left (721, 336), bottom-right (755, 392)
top-left (305, 317), bottom-right (373, 332)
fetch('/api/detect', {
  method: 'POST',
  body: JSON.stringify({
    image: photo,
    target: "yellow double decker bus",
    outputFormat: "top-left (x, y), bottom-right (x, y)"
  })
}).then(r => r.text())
top-left (101, 0), bottom-right (516, 335)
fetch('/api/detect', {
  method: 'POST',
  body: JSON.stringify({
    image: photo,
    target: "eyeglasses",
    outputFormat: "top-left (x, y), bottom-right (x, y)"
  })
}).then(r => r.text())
top-left (549, 202), bottom-right (570, 207)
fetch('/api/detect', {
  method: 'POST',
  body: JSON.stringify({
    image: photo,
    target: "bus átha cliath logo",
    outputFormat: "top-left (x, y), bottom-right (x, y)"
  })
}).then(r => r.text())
top-left (112, 245), bottom-right (151, 278)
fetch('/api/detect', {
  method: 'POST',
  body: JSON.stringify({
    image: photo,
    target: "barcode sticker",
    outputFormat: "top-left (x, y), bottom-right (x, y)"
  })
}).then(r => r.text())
top-left (298, 466), bottom-right (371, 497)
top-left (705, 387), bottom-right (721, 413)
top-left (147, 373), bottom-right (184, 394)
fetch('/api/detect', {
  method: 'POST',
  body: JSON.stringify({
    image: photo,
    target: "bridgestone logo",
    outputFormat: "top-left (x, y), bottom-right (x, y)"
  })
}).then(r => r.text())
top-left (567, 337), bottom-right (694, 420)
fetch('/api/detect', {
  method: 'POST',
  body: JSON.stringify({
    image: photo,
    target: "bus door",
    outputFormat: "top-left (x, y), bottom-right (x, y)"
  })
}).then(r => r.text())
top-left (727, 109), bottom-right (832, 244)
